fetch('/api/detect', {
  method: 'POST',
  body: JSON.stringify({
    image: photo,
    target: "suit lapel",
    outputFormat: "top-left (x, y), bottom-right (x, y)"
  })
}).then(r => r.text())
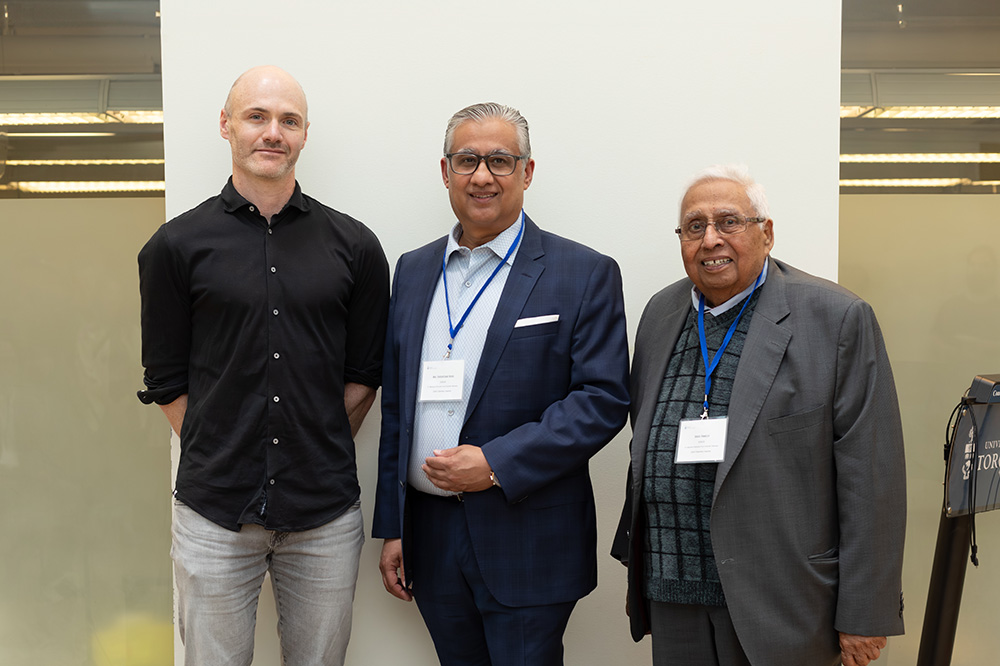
top-left (714, 257), bottom-right (791, 501)
top-left (464, 216), bottom-right (544, 423)
top-left (630, 293), bottom-right (690, 489)
top-left (401, 238), bottom-right (448, 433)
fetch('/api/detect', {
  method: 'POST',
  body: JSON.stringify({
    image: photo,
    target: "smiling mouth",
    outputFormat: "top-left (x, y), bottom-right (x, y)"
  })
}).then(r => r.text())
top-left (470, 193), bottom-right (497, 200)
top-left (703, 258), bottom-right (732, 267)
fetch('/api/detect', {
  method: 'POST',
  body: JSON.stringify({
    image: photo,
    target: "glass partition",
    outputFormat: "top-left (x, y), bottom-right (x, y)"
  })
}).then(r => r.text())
top-left (0, 198), bottom-right (172, 665)
top-left (840, 193), bottom-right (1000, 665)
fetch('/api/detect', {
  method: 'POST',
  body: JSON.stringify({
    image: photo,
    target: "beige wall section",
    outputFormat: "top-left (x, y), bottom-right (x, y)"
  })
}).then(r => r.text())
top-left (0, 198), bottom-right (172, 665)
top-left (840, 194), bottom-right (1000, 666)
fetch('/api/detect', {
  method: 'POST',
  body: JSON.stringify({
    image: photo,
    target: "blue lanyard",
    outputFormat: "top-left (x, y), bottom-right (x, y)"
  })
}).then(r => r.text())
top-left (442, 217), bottom-right (524, 357)
top-left (697, 268), bottom-right (764, 417)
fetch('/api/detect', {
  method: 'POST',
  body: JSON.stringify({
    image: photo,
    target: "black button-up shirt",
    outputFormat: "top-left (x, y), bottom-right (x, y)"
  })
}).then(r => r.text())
top-left (138, 179), bottom-right (389, 531)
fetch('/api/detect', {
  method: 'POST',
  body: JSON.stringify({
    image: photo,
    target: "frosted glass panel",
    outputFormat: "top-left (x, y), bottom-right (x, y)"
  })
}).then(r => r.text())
top-left (840, 194), bottom-right (1000, 665)
top-left (0, 198), bottom-right (172, 665)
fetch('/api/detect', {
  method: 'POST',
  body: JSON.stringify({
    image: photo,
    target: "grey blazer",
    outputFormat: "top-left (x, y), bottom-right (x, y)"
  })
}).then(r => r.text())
top-left (612, 257), bottom-right (906, 665)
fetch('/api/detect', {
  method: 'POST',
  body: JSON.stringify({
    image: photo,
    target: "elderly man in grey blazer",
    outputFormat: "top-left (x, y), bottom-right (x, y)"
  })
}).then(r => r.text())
top-left (612, 164), bottom-right (906, 666)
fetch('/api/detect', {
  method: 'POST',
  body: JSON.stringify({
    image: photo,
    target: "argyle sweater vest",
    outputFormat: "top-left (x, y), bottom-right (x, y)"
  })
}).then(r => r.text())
top-left (642, 289), bottom-right (760, 607)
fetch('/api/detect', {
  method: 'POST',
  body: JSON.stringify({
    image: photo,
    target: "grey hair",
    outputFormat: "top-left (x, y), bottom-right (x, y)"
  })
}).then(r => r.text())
top-left (443, 102), bottom-right (531, 159)
top-left (681, 164), bottom-right (770, 219)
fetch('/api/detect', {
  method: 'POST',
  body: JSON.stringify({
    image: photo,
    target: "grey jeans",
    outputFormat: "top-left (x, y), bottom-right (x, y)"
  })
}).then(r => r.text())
top-left (171, 500), bottom-right (364, 666)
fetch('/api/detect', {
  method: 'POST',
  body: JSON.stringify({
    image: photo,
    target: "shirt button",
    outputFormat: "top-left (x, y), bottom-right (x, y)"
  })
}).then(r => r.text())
top-left (268, 228), bottom-right (273, 235)
top-left (273, 352), bottom-right (280, 359)
top-left (447, 409), bottom-right (455, 416)
top-left (273, 396), bottom-right (280, 403)
top-left (272, 438), bottom-right (279, 444)
top-left (249, 205), bottom-right (255, 212)
top-left (270, 266), bottom-right (276, 273)
top-left (465, 281), bottom-right (472, 288)
top-left (272, 309), bottom-right (279, 316)
top-left (269, 479), bottom-right (275, 485)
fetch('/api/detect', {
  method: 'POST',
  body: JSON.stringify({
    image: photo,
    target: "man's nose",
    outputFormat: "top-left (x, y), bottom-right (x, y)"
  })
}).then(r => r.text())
top-left (470, 159), bottom-right (494, 184)
top-left (701, 223), bottom-right (725, 246)
top-left (263, 119), bottom-right (283, 142)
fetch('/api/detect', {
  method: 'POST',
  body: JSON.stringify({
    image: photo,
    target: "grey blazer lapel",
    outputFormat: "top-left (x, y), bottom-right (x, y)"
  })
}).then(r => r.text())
top-left (630, 291), bottom-right (690, 489)
top-left (714, 257), bottom-right (791, 501)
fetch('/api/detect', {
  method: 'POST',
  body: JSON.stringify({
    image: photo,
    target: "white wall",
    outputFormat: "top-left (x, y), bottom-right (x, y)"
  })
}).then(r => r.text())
top-left (160, 2), bottom-right (841, 664)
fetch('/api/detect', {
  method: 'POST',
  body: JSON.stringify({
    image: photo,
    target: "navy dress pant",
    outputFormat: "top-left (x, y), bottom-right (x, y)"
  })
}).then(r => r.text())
top-left (409, 490), bottom-right (576, 666)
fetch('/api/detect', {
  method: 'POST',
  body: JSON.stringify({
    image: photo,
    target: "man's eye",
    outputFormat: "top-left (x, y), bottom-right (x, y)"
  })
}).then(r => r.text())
top-left (719, 217), bottom-right (741, 229)
top-left (686, 222), bottom-right (705, 233)
top-left (456, 155), bottom-right (478, 166)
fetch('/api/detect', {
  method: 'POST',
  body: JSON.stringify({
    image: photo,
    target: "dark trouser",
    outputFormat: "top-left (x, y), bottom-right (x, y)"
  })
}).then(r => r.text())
top-left (649, 600), bottom-right (752, 666)
top-left (409, 490), bottom-right (576, 666)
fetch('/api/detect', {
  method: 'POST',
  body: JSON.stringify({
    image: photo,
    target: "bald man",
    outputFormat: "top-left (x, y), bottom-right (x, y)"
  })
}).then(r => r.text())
top-left (137, 66), bottom-right (389, 665)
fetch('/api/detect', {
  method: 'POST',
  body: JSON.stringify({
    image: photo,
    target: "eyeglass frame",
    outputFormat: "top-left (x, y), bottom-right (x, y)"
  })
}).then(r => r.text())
top-left (674, 216), bottom-right (767, 242)
top-left (444, 151), bottom-right (529, 176)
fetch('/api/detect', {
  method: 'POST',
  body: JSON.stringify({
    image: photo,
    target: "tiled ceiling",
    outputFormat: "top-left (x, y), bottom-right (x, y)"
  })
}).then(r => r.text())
top-left (841, 0), bottom-right (1000, 193)
top-left (0, 1), bottom-right (998, 196)
top-left (0, 1), bottom-right (163, 197)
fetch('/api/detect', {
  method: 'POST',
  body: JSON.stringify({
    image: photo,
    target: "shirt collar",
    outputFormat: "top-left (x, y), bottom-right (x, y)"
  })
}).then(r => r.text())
top-left (690, 257), bottom-right (769, 316)
top-left (220, 177), bottom-right (309, 215)
top-left (446, 210), bottom-right (524, 266)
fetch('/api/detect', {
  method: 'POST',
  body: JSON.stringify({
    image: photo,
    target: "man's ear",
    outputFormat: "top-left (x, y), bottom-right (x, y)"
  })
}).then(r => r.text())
top-left (441, 157), bottom-right (450, 189)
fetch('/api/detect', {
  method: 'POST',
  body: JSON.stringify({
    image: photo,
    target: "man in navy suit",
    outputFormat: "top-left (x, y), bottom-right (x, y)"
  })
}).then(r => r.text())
top-left (373, 102), bottom-right (630, 665)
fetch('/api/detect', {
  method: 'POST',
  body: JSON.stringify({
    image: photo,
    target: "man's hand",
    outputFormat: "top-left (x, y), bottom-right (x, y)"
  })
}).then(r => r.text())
top-left (422, 445), bottom-right (494, 493)
top-left (379, 539), bottom-right (412, 602)
top-left (839, 633), bottom-right (887, 666)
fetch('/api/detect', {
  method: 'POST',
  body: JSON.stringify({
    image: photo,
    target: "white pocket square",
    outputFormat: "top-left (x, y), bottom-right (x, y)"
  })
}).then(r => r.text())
top-left (514, 314), bottom-right (559, 328)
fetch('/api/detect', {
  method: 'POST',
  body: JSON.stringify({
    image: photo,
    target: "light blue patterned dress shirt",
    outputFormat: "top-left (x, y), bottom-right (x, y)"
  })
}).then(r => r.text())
top-left (408, 213), bottom-right (524, 496)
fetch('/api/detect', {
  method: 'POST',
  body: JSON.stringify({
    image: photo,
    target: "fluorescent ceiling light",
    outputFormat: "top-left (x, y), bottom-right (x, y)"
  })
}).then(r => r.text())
top-left (841, 106), bottom-right (873, 118)
top-left (840, 153), bottom-right (1000, 163)
top-left (841, 106), bottom-right (1000, 119)
top-left (13, 181), bottom-right (166, 193)
top-left (7, 158), bottom-right (165, 166)
top-left (6, 132), bottom-right (116, 137)
top-left (0, 111), bottom-right (164, 125)
top-left (840, 178), bottom-right (972, 187)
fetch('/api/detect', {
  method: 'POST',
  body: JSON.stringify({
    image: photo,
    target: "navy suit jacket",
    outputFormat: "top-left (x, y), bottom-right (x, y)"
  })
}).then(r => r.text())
top-left (373, 215), bottom-right (630, 607)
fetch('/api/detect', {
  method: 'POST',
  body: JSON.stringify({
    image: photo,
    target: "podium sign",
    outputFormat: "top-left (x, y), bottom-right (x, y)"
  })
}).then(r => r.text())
top-left (946, 402), bottom-right (1000, 517)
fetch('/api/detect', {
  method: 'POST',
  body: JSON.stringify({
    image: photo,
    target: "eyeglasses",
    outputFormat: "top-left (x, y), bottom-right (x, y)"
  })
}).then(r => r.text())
top-left (445, 152), bottom-right (527, 176)
top-left (675, 216), bottom-right (766, 242)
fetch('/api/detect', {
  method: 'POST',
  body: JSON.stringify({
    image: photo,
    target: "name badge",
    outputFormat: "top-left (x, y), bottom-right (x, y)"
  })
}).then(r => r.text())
top-left (419, 360), bottom-right (465, 402)
top-left (675, 416), bottom-right (728, 464)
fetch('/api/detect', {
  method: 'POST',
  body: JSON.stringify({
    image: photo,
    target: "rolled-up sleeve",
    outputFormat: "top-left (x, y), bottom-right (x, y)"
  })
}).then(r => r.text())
top-left (137, 224), bottom-right (191, 405)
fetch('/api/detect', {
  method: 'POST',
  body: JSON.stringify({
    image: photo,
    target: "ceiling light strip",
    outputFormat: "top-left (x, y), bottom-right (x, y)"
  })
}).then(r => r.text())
top-left (0, 111), bottom-right (164, 126)
top-left (840, 153), bottom-right (1000, 164)
top-left (6, 132), bottom-right (117, 138)
top-left (840, 178), bottom-right (972, 187)
top-left (7, 159), bottom-right (165, 166)
top-left (841, 106), bottom-right (1000, 119)
top-left (12, 181), bottom-right (166, 193)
